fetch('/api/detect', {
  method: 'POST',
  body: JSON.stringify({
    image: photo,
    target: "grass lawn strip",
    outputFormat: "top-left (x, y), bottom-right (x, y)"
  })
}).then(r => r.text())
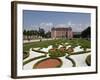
top-left (23, 38), bottom-right (90, 51)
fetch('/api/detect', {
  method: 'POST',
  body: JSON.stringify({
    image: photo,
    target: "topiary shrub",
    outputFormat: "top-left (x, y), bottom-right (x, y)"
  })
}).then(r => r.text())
top-left (66, 47), bottom-right (74, 53)
top-left (48, 48), bottom-right (66, 58)
top-left (59, 47), bottom-right (66, 53)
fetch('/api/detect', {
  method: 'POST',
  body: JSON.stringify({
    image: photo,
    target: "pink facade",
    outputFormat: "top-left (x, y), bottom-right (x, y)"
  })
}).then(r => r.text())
top-left (51, 27), bottom-right (73, 39)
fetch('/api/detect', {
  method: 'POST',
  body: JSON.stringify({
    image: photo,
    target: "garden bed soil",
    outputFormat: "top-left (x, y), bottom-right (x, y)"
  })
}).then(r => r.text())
top-left (33, 58), bottom-right (62, 69)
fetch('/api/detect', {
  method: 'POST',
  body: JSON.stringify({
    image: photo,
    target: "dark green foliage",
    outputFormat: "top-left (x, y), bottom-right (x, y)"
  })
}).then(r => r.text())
top-left (48, 48), bottom-right (66, 58)
top-left (39, 28), bottom-right (45, 37)
top-left (68, 50), bottom-right (91, 56)
top-left (23, 52), bottom-right (29, 59)
top-left (23, 30), bottom-right (27, 35)
top-left (45, 31), bottom-right (51, 38)
top-left (81, 27), bottom-right (91, 39)
top-left (73, 34), bottom-right (81, 38)
top-left (32, 49), bottom-right (48, 54)
top-left (23, 38), bottom-right (90, 52)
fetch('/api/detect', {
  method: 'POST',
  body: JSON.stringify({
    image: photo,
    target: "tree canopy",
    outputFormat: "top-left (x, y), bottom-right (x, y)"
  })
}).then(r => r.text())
top-left (81, 26), bottom-right (91, 38)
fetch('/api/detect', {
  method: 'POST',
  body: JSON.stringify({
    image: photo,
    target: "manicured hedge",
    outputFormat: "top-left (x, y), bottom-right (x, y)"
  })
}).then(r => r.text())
top-left (65, 56), bottom-right (76, 67)
top-left (85, 54), bottom-right (91, 66)
top-left (68, 50), bottom-right (91, 56)
top-left (48, 48), bottom-right (66, 58)
top-left (23, 55), bottom-right (46, 65)
top-left (23, 51), bottom-right (30, 59)
top-left (32, 49), bottom-right (48, 54)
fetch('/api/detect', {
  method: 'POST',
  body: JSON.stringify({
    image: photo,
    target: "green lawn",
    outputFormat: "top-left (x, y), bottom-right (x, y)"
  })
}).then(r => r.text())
top-left (23, 38), bottom-right (91, 52)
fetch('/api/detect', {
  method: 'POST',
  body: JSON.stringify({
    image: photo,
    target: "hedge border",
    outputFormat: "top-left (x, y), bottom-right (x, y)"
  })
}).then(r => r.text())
top-left (32, 49), bottom-right (48, 54)
top-left (23, 55), bottom-right (46, 65)
top-left (65, 56), bottom-right (76, 67)
top-left (68, 50), bottom-right (91, 56)
top-left (23, 51), bottom-right (30, 59)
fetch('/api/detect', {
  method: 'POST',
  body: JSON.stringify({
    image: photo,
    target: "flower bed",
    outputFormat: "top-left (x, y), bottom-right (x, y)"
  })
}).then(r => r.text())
top-left (33, 58), bottom-right (62, 69)
top-left (48, 48), bottom-right (66, 58)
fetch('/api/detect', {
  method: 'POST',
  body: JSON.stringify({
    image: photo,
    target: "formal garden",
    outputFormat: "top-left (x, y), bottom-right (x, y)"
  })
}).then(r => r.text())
top-left (23, 38), bottom-right (91, 69)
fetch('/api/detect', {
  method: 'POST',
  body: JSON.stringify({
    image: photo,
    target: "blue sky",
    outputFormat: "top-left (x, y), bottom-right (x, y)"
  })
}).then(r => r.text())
top-left (23, 10), bottom-right (91, 32)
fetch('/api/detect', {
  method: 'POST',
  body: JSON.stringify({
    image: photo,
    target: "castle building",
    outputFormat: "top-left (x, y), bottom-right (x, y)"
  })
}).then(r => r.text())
top-left (51, 27), bottom-right (73, 39)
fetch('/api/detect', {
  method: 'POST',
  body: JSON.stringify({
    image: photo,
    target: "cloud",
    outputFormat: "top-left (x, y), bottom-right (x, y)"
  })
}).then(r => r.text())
top-left (27, 22), bottom-right (53, 32)
top-left (71, 23), bottom-right (89, 32)
top-left (39, 22), bottom-right (54, 32)
top-left (40, 22), bottom-right (53, 27)
top-left (54, 23), bottom-right (86, 32)
top-left (55, 24), bottom-right (67, 27)
top-left (30, 24), bottom-right (39, 30)
top-left (67, 21), bottom-right (71, 26)
top-left (24, 22), bottom-right (90, 32)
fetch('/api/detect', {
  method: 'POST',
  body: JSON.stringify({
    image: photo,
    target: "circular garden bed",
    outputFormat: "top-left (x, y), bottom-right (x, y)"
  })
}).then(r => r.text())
top-left (33, 58), bottom-right (62, 69)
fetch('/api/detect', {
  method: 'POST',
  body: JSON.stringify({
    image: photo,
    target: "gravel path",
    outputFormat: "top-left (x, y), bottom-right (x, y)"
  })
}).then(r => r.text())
top-left (23, 45), bottom-right (91, 70)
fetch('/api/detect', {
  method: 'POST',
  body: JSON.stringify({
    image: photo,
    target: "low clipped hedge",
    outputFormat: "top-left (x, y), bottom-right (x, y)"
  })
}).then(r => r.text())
top-left (65, 56), bottom-right (76, 67)
top-left (23, 55), bottom-right (46, 65)
top-left (32, 49), bottom-right (48, 54)
top-left (68, 50), bottom-right (91, 56)
top-left (85, 54), bottom-right (91, 66)
top-left (23, 51), bottom-right (30, 59)
top-left (33, 58), bottom-right (62, 69)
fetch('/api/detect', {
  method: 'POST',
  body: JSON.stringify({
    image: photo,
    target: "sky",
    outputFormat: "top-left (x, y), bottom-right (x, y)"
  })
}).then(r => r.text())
top-left (23, 10), bottom-right (91, 32)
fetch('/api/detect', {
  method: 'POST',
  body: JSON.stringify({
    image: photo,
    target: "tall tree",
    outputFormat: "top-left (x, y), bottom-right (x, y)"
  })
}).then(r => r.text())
top-left (45, 31), bottom-right (51, 38)
top-left (81, 26), bottom-right (91, 39)
top-left (39, 27), bottom-right (45, 37)
top-left (23, 30), bottom-right (27, 35)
